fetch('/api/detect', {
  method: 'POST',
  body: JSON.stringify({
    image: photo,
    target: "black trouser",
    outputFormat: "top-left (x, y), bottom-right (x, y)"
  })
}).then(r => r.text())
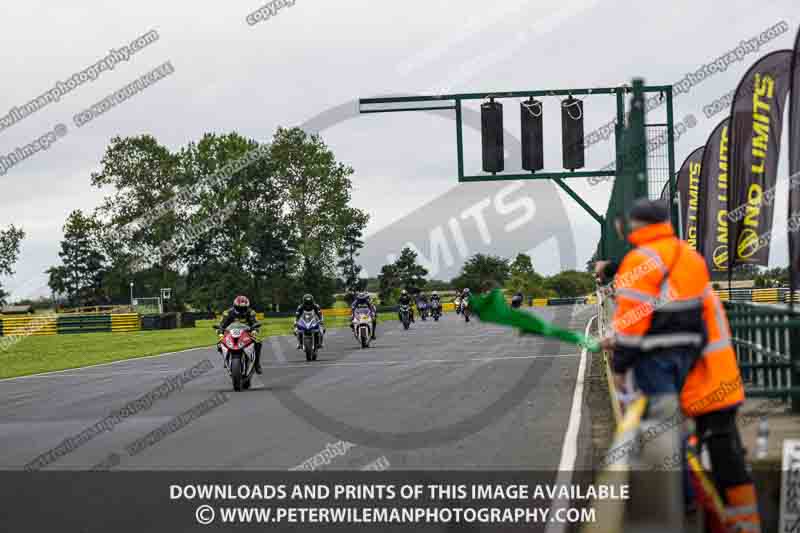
top-left (695, 406), bottom-right (751, 498)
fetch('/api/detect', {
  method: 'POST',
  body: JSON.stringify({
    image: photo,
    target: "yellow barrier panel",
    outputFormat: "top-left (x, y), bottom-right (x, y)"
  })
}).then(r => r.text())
top-left (1, 315), bottom-right (58, 336)
top-left (752, 288), bottom-right (778, 303)
top-left (111, 314), bottom-right (141, 332)
top-left (533, 298), bottom-right (548, 307)
top-left (324, 308), bottom-right (353, 317)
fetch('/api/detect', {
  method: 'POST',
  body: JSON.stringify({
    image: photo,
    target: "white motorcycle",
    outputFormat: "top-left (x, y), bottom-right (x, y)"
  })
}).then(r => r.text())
top-left (352, 306), bottom-right (374, 348)
top-left (460, 299), bottom-right (471, 323)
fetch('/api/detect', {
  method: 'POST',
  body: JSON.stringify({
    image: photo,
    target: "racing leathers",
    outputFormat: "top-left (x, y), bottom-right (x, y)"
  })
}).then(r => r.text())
top-left (351, 296), bottom-right (377, 339)
top-left (218, 307), bottom-right (262, 373)
top-left (398, 293), bottom-right (415, 322)
top-left (295, 302), bottom-right (325, 348)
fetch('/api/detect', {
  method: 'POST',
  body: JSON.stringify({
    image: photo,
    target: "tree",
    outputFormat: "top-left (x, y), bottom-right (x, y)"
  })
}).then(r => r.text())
top-left (46, 210), bottom-right (107, 306)
top-left (452, 254), bottom-right (510, 292)
top-left (505, 253), bottom-right (549, 297)
top-left (337, 210), bottom-right (368, 301)
top-left (545, 270), bottom-right (595, 298)
top-left (90, 135), bottom-right (183, 287)
top-left (393, 247), bottom-right (429, 291)
top-left (178, 133), bottom-right (287, 311)
top-left (0, 225), bottom-right (25, 306)
top-left (378, 264), bottom-right (399, 305)
top-left (82, 128), bottom-right (367, 311)
top-left (270, 127), bottom-right (368, 305)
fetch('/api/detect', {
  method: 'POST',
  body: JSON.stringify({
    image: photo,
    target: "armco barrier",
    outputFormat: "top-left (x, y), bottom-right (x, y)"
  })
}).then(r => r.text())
top-left (717, 287), bottom-right (799, 304)
top-left (0, 315), bottom-right (58, 337)
top-left (547, 297), bottom-right (588, 306)
top-left (57, 314), bottom-right (111, 334)
top-left (0, 313), bottom-right (145, 338)
top-left (112, 313), bottom-right (141, 332)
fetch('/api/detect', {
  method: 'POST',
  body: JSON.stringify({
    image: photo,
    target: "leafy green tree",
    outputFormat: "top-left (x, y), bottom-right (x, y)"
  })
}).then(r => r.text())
top-left (90, 135), bottom-right (183, 288)
top-left (393, 247), bottom-right (428, 290)
top-left (0, 225), bottom-right (25, 306)
top-left (505, 253), bottom-right (549, 298)
top-left (270, 127), bottom-right (368, 304)
top-left (452, 254), bottom-right (510, 292)
top-left (378, 264), bottom-right (399, 304)
top-left (545, 270), bottom-right (595, 298)
top-left (177, 133), bottom-right (283, 311)
top-left (337, 210), bottom-right (369, 301)
top-left (46, 210), bottom-right (107, 306)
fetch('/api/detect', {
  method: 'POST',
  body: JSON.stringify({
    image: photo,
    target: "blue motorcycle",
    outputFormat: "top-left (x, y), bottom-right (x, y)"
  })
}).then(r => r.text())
top-left (296, 310), bottom-right (322, 361)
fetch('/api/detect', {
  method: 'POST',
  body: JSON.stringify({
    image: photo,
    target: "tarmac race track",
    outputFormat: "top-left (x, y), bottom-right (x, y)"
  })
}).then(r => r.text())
top-left (0, 307), bottom-right (598, 471)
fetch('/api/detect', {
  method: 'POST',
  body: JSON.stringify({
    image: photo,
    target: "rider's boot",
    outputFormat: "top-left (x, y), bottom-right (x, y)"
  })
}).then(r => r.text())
top-left (254, 343), bottom-right (263, 374)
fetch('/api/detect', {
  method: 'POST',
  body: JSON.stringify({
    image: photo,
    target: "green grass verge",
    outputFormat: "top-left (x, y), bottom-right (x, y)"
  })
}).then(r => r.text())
top-left (0, 313), bottom-right (397, 379)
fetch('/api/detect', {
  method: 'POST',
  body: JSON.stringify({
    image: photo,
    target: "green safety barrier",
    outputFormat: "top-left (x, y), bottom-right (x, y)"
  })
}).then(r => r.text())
top-left (725, 300), bottom-right (800, 410)
top-left (56, 314), bottom-right (112, 335)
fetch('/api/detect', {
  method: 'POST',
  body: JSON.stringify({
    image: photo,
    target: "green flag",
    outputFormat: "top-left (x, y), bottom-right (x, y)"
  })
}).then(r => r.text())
top-left (468, 289), bottom-right (600, 352)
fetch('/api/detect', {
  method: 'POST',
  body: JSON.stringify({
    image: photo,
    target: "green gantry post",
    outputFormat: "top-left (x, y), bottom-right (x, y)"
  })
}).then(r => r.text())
top-left (792, 307), bottom-right (800, 413)
top-left (665, 89), bottom-right (679, 236)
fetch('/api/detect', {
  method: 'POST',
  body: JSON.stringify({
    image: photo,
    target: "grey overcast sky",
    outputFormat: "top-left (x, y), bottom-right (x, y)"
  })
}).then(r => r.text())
top-left (0, 0), bottom-right (798, 300)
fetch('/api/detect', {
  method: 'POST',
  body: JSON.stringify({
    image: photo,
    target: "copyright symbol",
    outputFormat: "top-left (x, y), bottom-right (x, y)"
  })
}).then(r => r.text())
top-left (195, 505), bottom-right (215, 525)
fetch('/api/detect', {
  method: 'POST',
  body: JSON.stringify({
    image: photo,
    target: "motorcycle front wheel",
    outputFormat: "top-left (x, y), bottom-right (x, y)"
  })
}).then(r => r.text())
top-left (304, 336), bottom-right (314, 362)
top-left (230, 357), bottom-right (243, 391)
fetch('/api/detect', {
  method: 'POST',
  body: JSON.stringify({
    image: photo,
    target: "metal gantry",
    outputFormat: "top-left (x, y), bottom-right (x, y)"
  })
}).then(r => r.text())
top-left (359, 81), bottom-right (677, 261)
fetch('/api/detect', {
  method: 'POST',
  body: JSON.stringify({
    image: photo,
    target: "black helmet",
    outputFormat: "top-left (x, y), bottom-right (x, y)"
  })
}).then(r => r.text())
top-left (628, 198), bottom-right (669, 224)
top-left (303, 294), bottom-right (314, 306)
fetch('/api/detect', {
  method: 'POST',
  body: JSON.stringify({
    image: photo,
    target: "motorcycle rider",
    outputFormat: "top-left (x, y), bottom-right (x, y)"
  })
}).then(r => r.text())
top-left (218, 295), bottom-right (262, 374)
top-left (350, 291), bottom-right (377, 340)
top-left (430, 291), bottom-right (442, 309)
top-left (417, 292), bottom-right (430, 317)
top-left (511, 291), bottom-right (524, 308)
top-left (295, 294), bottom-right (325, 349)
top-left (459, 288), bottom-right (471, 312)
top-left (398, 289), bottom-right (415, 323)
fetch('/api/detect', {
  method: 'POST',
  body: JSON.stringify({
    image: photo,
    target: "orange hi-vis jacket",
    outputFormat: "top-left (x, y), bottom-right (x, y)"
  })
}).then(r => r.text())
top-left (611, 222), bottom-right (744, 416)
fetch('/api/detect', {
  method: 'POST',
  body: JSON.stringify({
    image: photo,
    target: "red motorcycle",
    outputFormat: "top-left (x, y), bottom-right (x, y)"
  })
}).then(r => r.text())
top-left (214, 322), bottom-right (261, 391)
